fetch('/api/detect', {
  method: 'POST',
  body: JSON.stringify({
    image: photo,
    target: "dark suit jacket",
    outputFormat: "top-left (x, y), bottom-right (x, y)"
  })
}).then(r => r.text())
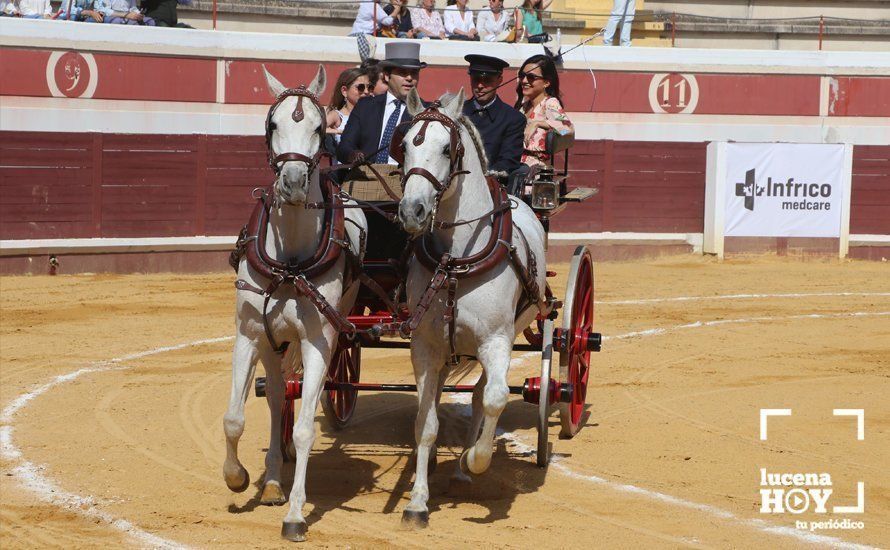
top-left (337, 94), bottom-right (413, 164)
top-left (463, 96), bottom-right (526, 174)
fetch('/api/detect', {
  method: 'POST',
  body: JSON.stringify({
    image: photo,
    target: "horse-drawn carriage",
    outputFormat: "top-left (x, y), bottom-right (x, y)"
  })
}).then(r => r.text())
top-left (224, 66), bottom-right (600, 541)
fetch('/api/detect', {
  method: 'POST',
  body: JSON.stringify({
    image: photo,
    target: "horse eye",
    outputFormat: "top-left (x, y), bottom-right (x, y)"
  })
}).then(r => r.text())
top-left (442, 145), bottom-right (450, 156)
top-left (269, 122), bottom-right (278, 131)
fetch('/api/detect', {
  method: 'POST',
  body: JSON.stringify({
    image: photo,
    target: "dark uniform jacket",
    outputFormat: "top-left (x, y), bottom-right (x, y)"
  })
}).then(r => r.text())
top-left (462, 95), bottom-right (526, 174)
top-left (337, 93), bottom-right (413, 164)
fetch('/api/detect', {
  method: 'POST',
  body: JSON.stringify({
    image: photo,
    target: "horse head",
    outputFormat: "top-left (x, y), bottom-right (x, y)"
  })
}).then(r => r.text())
top-left (398, 88), bottom-right (466, 235)
top-left (263, 64), bottom-right (327, 205)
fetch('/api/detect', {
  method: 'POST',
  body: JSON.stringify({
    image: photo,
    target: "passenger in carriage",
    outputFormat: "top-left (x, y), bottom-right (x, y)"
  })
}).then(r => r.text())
top-left (325, 67), bottom-right (372, 146)
top-left (507, 53), bottom-right (574, 196)
top-left (461, 54), bottom-right (525, 178)
top-left (337, 41), bottom-right (426, 165)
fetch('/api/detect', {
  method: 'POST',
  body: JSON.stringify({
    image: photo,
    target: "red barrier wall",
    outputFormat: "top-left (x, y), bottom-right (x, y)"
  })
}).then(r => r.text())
top-left (4, 132), bottom-right (886, 241)
top-left (850, 145), bottom-right (890, 235)
top-left (1, 132), bottom-right (708, 239)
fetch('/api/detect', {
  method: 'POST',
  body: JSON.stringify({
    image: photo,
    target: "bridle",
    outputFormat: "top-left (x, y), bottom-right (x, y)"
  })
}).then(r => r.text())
top-left (399, 103), bottom-right (469, 209)
top-left (264, 86), bottom-right (328, 176)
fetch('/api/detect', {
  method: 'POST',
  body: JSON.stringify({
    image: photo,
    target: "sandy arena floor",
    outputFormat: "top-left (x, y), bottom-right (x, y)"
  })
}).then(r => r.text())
top-left (1, 255), bottom-right (888, 549)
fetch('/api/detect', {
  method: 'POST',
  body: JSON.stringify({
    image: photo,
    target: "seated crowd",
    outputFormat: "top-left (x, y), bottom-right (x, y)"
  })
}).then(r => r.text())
top-left (331, 41), bottom-right (573, 197)
top-left (1, 0), bottom-right (184, 26)
top-left (351, 0), bottom-right (553, 43)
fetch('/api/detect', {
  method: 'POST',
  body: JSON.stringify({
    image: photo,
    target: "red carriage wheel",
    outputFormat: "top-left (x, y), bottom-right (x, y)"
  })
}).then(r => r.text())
top-left (559, 246), bottom-right (594, 438)
top-left (280, 399), bottom-right (296, 461)
top-left (321, 337), bottom-right (361, 429)
top-left (536, 318), bottom-right (555, 467)
top-left (280, 347), bottom-right (298, 462)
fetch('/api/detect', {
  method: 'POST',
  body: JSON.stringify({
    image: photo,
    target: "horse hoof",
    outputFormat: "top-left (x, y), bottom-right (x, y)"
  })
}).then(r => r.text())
top-left (224, 466), bottom-right (250, 493)
top-left (281, 521), bottom-right (308, 542)
top-left (260, 483), bottom-right (287, 506)
top-left (459, 448), bottom-right (488, 476)
top-left (401, 510), bottom-right (429, 530)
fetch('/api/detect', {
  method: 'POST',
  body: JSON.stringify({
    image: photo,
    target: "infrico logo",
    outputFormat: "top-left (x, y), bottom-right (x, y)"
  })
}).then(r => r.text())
top-left (735, 168), bottom-right (833, 212)
top-left (759, 409), bottom-right (865, 531)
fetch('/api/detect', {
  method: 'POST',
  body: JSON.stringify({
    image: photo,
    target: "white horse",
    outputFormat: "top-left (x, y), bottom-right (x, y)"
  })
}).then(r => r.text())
top-left (222, 65), bottom-right (367, 542)
top-left (396, 90), bottom-right (547, 527)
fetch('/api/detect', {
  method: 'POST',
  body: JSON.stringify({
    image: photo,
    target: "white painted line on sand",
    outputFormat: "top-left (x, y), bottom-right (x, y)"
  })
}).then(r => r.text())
top-left (1, 336), bottom-right (233, 550)
top-left (600, 291), bottom-right (890, 306)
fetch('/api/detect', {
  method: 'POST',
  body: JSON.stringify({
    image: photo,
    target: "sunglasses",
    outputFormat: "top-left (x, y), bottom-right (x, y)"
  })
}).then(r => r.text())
top-left (352, 83), bottom-right (369, 93)
top-left (518, 71), bottom-right (545, 83)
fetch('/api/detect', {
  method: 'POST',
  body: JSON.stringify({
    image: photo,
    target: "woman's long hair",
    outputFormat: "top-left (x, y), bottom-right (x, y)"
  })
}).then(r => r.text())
top-left (514, 54), bottom-right (562, 110)
top-left (520, 0), bottom-right (542, 22)
top-left (329, 67), bottom-right (367, 111)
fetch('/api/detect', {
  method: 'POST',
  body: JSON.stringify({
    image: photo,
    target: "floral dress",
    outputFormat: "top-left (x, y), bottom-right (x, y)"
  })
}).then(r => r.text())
top-left (520, 96), bottom-right (573, 168)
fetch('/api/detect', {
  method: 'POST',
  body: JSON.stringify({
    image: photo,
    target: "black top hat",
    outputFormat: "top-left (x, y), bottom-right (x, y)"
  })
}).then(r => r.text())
top-left (465, 54), bottom-right (509, 76)
top-left (380, 42), bottom-right (427, 70)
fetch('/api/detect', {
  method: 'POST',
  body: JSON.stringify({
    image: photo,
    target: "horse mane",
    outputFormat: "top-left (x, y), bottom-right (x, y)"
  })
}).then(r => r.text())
top-left (437, 92), bottom-right (490, 175)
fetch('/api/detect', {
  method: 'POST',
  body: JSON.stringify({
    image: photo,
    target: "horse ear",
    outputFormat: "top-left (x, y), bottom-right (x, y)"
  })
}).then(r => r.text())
top-left (262, 65), bottom-right (287, 98)
top-left (406, 88), bottom-right (424, 116)
top-left (443, 87), bottom-right (465, 119)
top-left (308, 64), bottom-right (327, 97)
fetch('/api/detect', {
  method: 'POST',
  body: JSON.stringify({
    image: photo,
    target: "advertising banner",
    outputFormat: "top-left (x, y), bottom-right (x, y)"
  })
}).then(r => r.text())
top-left (724, 143), bottom-right (845, 237)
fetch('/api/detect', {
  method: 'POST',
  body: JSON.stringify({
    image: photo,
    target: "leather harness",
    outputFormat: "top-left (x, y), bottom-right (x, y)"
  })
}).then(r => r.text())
top-left (231, 87), bottom-right (361, 354)
top-left (397, 105), bottom-right (546, 365)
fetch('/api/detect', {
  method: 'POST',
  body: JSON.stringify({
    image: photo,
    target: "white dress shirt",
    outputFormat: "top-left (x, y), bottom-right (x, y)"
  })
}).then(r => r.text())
top-left (477, 10), bottom-right (510, 41)
top-left (378, 92), bottom-right (405, 165)
top-left (350, 1), bottom-right (393, 35)
top-left (443, 5), bottom-right (476, 36)
top-left (18, 0), bottom-right (53, 16)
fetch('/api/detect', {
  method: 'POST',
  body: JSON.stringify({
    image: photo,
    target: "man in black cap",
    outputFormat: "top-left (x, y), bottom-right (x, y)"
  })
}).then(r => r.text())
top-left (462, 54), bottom-right (526, 181)
top-left (338, 42), bottom-right (426, 165)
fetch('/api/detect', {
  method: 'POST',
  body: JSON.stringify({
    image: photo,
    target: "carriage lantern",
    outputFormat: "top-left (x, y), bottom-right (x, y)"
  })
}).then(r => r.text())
top-left (531, 168), bottom-right (560, 210)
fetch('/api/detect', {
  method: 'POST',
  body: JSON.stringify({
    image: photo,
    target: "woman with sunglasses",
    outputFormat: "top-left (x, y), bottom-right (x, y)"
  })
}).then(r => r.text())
top-left (326, 67), bottom-right (372, 145)
top-left (514, 54), bottom-right (573, 172)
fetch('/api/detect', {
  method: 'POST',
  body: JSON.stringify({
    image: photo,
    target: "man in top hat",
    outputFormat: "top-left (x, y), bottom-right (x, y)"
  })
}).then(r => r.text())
top-left (337, 41), bottom-right (426, 165)
top-left (462, 54), bottom-right (526, 178)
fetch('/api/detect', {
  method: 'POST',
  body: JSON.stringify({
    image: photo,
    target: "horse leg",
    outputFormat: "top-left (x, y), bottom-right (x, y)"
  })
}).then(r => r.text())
top-left (402, 340), bottom-right (446, 529)
top-left (259, 345), bottom-right (292, 506)
top-left (461, 337), bottom-right (512, 476)
top-left (223, 332), bottom-right (259, 493)
top-left (451, 370), bottom-right (486, 484)
top-left (281, 336), bottom-right (330, 542)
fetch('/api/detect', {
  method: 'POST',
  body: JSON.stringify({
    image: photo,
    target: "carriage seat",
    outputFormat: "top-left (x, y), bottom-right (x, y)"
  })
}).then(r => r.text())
top-left (544, 130), bottom-right (574, 160)
top-left (343, 164), bottom-right (402, 202)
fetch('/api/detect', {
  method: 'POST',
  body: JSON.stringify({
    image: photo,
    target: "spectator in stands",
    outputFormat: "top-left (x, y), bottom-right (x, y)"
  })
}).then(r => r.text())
top-left (443, 0), bottom-right (478, 41)
top-left (17, 0), bottom-right (53, 18)
top-left (57, 0), bottom-right (105, 21)
top-left (0, 0), bottom-right (14, 16)
top-left (102, 0), bottom-right (156, 24)
top-left (326, 67), bottom-right (372, 144)
top-left (141, 0), bottom-right (177, 26)
top-left (412, 0), bottom-right (445, 40)
top-left (337, 41), bottom-right (426, 165)
top-left (350, 0), bottom-right (392, 36)
top-left (514, 0), bottom-right (551, 43)
top-left (384, 0), bottom-right (416, 38)
top-left (602, 0), bottom-right (635, 47)
top-left (508, 54), bottom-right (573, 195)
top-left (477, 0), bottom-right (512, 42)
